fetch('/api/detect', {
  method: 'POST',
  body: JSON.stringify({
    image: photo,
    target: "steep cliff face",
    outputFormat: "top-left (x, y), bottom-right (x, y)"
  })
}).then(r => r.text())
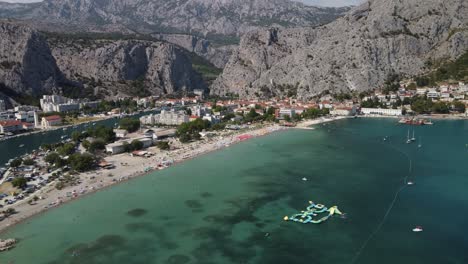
top-left (0, 21), bottom-right (64, 95)
top-left (212, 0), bottom-right (468, 99)
top-left (153, 33), bottom-right (234, 68)
top-left (0, 0), bottom-right (349, 37)
top-left (48, 37), bottom-right (206, 97)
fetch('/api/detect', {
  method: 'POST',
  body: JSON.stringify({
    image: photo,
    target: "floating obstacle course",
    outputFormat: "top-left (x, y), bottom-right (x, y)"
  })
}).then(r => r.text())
top-left (284, 201), bottom-right (343, 224)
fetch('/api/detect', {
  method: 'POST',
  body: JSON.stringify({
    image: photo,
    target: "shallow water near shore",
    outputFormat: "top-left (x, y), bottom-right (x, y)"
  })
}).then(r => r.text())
top-left (1, 118), bottom-right (468, 264)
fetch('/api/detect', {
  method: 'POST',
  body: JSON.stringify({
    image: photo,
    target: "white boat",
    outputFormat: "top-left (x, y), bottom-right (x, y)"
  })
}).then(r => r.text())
top-left (19, 144), bottom-right (25, 148)
top-left (63, 127), bottom-right (67, 131)
top-left (411, 130), bottom-right (416, 141)
top-left (412, 226), bottom-right (423, 232)
top-left (418, 137), bottom-right (422, 148)
top-left (406, 130), bottom-right (411, 144)
top-left (407, 181), bottom-right (414, 185)
top-left (61, 135), bottom-right (68, 139)
top-left (302, 177), bottom-right (308, 181)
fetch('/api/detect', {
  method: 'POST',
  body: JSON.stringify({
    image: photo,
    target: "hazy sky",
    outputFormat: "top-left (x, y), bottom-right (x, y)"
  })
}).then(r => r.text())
top-left (2, 0), bottom-right (365, 7)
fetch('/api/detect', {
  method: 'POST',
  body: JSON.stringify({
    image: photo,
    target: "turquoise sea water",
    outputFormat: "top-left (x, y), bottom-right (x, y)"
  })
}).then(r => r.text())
top-left (1, 118), bottom-right (467, 264)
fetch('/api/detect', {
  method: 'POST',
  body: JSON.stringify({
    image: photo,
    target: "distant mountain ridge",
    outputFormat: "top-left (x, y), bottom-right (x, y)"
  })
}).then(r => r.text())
top-left (0, 0), bottom-right (350, 37)
top-left (211, 0), bottom-right (468, 99)
top-left (0, 21), bottom-right (207, 103)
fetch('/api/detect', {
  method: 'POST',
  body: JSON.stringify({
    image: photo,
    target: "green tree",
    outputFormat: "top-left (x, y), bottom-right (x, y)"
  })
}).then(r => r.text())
top-left (12, 177), bottom-right (27, 189)
top-left (22, 158), bottom-right (35, 166)
top-left (68, 153), bottom-right (95, 172)
top-left (71, 131), bottom-right (83, 142)
top-left (246, 109), bottom-right (259, 119)
top-left (119, 118), bottom-right (140, 133)
top-left (10, 158), bottom-right (23, 168)
top-left (406, 83), bottom-right (417, 90)
top-left (88, 139), bottom-right (106, 153)
top-left (156, 141), bottom-right (170, 150)
top-left (131, 140), bottom-right (144, 151)
top-left (431, 101), bottom-right (450, 114)
top-left (87, 125), bottom-right (115, 143)
top-left (415, 76), bottom-right (430, 87)
top-left (452, 101), bottom-right (466, 113)
top-left (284, 115), bottom-right (291, 122)
top-left (45, 152), bottom-right (61, 164)
top-left (179, 133), bottom-right (191, 143)
top-left (57, 143), bottom-right (76, 156)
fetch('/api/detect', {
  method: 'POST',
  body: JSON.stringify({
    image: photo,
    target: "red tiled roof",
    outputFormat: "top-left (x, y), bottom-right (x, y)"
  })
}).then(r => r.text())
top-left (0, 120), bottom-right (22, 127)
top-left (44, 115), bottom-right (62, 121)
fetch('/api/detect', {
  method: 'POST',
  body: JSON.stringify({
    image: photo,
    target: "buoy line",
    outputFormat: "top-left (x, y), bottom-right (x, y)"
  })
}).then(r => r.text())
top-left (346, 133), bottom-right (415, 264)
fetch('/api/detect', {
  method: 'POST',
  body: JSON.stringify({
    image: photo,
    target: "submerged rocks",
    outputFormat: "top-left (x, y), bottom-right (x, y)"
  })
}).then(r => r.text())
top-left (0, 238), bottom-right (17, 251)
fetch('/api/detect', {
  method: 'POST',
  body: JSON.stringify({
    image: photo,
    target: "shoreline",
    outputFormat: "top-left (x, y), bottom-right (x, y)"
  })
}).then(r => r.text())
top-left (0, 116), bottom-right (355, 235)
top-left (0, 115), bottom-right (117, 142)
top-left (0, 108), bottom-right (159, 142)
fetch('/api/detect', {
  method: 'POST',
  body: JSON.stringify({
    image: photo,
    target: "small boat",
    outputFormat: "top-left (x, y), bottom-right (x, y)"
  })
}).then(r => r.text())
top-left (61, 135), bottom-right (68, 139)
top-left (423, 119), bottom-right (433, 125)
top-left (407, 181), bottom-right (414, 185)
top-left (383, 136), bottom-right (387, 141)
top-left (410, 130), bottom-right (416, 141)
top-left (412, 226), bottom-right (423, 232)
top-left (302, 177), bottom-right (308, 181)
top-left (63, 127), bottom-right (67, 131)
top-left (406, 129), bottom-right (411, 144)
top-left (418, 137), bottom-right (422, 148)
top-left (19, 144), bottom-right (25, 148)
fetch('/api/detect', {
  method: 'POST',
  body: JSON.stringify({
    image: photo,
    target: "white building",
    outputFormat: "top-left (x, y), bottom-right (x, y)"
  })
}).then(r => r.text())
top-left (330, 106), bottom-right (357, 116)
top-left (15, 111), bottom-right (36, 123)
top-left (427, 90), bottom-right (439, 99)
top-left (278, 108), bottom-right (295, 119)
top-left (416, 88), bottom-right (427, 95)
top-left (202, 114), bottom-right (220, 124)
top-left (0, 111), bottom-right (15, 121)
top-left (40, 95), bottom-right (99, 113)
top-left (114, 129), bottom-right (128, 138)
top-left (0, 120), bottom-right (22, 134)
top-left (361, 108), bottom-right (402, 116)
top-left (41, 115), bottom-right (62, 129)
top-left (140, 110), bottom-right (189, 126)
top-left (0, 100), bottom-right (5, 112)
top-left (14, 105), bottom-right (39, 112)
top-left (105, 137), bottom-right (153, 154)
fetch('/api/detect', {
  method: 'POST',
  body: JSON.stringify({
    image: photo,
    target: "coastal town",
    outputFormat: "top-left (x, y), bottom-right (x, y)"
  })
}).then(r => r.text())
top-left (1, 80), bottom-right (467, 139)
top-left (0, 77), bottom-right (467, 251)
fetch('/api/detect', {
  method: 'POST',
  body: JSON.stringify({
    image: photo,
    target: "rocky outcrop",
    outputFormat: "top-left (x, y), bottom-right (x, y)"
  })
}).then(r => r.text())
top-left (153, 33), bottom-right (234, 68)
top-left (211, 0), bottom-right (468, 99)
top-left (48, 37), bottom-right (206, 97)
top-left (0, 0), bottom-right (349, 37)
top-left (0, 21), bottom-right (207, 100)
top-left (0, 21), bottom-right (64, 95)
top-left (0, 238), bottom-right (16, 251)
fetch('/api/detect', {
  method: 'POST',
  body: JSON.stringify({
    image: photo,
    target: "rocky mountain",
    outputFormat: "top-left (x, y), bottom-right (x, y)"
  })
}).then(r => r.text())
top-left (48, 35), bottom-right (206, 98)
top-left (212, 0), bottom-right (468, 99)
top-left (0, 0), bottom-right (349, 38)
top-left (152, 33), bottom-right (235, 68)
top-left (0, 20), bottom-right (207, 102)
top-left (0, 21), bottom-right (65, 96)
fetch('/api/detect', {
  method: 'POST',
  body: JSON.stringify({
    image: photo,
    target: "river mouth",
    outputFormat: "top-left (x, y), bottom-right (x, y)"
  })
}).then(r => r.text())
top-left (1, 119), bottom-right (468, 264)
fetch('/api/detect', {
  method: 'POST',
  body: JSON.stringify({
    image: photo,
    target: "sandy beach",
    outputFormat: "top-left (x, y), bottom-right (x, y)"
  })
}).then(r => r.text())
top-left (0, 117), bottom-right (346, 235)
